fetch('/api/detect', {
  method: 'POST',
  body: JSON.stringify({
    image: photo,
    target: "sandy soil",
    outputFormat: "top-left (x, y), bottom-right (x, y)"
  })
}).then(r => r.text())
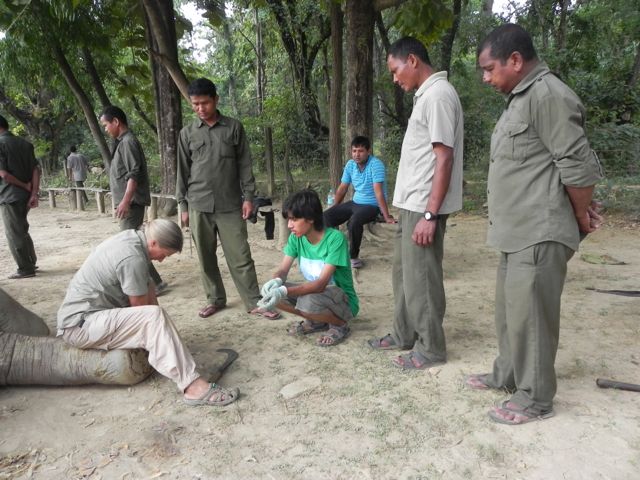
top-left (0, 203), bottom-right (639, 480)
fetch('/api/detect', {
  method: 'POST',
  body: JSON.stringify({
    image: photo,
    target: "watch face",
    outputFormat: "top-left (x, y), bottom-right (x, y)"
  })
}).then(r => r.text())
top-left (425, 212), bottom-right (433, 220)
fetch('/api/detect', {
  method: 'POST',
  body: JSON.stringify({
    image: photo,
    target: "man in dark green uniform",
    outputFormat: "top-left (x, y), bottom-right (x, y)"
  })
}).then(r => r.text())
top-left (100, 106), bottom-right (166, 294)
top-left (0, 115), bottom-right (40, 279)
top-left (177, 78), bottom-right (278, 319)
top-left (467, 24), bottom-right (603, 424)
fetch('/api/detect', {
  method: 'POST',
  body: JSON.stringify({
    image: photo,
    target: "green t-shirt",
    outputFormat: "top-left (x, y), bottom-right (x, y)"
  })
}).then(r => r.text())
top-left (283, 227), bottom-right (359, 316)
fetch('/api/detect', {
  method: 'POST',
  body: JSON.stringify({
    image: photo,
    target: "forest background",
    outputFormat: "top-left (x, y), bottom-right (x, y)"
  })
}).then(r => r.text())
top-left (0, 0), bottom-right (638, 218)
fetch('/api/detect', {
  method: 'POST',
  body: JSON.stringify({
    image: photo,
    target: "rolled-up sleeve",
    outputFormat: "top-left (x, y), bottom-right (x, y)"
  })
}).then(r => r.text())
top-left (535, 94), bottom-right (603, 187)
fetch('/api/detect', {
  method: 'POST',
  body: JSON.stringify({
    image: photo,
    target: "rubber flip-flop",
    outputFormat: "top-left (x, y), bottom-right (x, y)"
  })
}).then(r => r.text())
top-left (367, 334), bottom-right (399, 350)
top-left (183, 383), bottom-right (239, 407)
top-left (317, 326), bottom-right (351, 347)
top-left (198, 304), bottom-right (226, 318)
top-left (392, 351), bottom-right (444, 370)
top-left (251, 308), bottom-right (281, 320)
top-left (488, 401), bottom-right (555, 425)
top-left (465, 373), bottom-right (492, 390)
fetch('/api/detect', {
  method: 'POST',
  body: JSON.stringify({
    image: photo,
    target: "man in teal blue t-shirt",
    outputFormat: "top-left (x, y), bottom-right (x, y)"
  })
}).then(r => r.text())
top-left (259, 189), bottom-right (358, 347)
top-left (324, 136), bottom-right (395, 269)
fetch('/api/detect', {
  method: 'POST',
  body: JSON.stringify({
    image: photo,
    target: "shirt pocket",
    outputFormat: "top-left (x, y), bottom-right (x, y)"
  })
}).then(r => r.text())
top-left (498, 121), bottom-right (529, 163)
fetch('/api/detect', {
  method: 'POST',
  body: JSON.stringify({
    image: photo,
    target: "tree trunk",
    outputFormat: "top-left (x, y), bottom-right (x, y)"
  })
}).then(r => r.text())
top-left (223, 20), bottom-right (239, 116)
top-left (49, 38), bottom-right (112, 170)
top-left (328, 0), bottom-right (344, 189)
top-left (141, 0), bottom-right (191, 103)
top-left (346, 0), bottom-right (375, 150)
top-left (481, 0), bottom-right (494, 15)
top-left (255, 8), bottom-right (276, 197)
top-left (376, 14), bottom-right (406, 128)
top-left (82, 47), bottom-right (111, 109)
top-left (143, 0), bottom-right (181, 213)
top-left (440, 0), bottom-right (462, 75)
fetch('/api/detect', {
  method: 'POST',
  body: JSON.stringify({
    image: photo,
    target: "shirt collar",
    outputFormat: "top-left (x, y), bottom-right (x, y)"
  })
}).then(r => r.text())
top-left (510, 61), bottom-right (551, 97)
top-left (415, 71), bottom-right (449, 99)
top-left (197, 110), bottom-right (227, 128)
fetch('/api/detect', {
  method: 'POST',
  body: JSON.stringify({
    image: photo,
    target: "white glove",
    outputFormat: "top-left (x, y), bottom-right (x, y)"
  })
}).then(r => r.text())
top-left (257, 285), bottom-right (287, 311)
top-left (260, 277), bottom-right (283, 297)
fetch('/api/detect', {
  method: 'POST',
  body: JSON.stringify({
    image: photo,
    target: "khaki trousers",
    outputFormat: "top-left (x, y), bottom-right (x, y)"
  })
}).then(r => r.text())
top-left (391, 209), bottom-right (448, 362)
top-left (62, 305), bottom-right (200, 392)
top-left (486, 241), bottom-right (574, 411)
top-left (189, 208), bottom-right (261, 310)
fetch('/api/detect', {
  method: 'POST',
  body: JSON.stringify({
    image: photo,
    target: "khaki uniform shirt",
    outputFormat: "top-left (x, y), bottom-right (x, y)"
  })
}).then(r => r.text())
top-left (109, 130), bottom-right (151, 207)
top-left (0, 131), bottom-right (38, 204)
top-left (176, 113), bottom-right (255, 213)
top-left (487, 62), bottom-right (603, 253)
top-left (393, 71), bottom-right (464, 214)
top-left (57, 230), bottom-right (150, 332)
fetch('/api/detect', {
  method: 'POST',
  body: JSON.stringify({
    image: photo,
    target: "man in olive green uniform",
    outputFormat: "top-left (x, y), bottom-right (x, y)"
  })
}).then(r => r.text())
top-left (177, 78), bottom-right (276, 319)
top-left (468, 24), bottom-right (603, 424)
top-left (0, 115), bottom-right (40, 279)
top-left (100, 106), bottom-right (165, 293)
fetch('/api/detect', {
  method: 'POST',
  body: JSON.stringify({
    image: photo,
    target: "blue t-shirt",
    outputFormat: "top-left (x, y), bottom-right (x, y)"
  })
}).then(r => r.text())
top-left (283, 228), bottom-right (359, 316)
top-left (341, 155), bottom-right (387, 207)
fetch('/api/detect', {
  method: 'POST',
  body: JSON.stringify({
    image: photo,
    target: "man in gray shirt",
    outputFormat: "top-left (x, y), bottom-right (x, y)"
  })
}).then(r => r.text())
top-left (66, 145), bottom-right (90, 203)
top-left (57, 219), bottom-right (239, 406)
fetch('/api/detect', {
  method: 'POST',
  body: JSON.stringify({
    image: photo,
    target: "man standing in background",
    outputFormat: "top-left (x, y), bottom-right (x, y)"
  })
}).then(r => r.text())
top-left (66, 145), bottom-right (90, 203)
top-left (177, 78), bottom-right (278, 319)
top-left (0, 114), bottom-right (40, 279)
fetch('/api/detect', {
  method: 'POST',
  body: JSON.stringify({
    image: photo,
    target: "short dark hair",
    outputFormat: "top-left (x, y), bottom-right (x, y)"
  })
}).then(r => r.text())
top-left (70, 145), bottom-right (77, 153)
top-left (478, 23), bottom-right (537, 64)
top-left (351, 135), bottom-right (371, 150)
top-left (0, 114), bottom-right (8, 130)
top-left (188, 78), bottom-right (217, 98)
top-left (388, 36), bottom-right (431, 66)
top-left (100, 106), bottom-right (128, 126)
top-left (282, 189), bottom-right (324, 231)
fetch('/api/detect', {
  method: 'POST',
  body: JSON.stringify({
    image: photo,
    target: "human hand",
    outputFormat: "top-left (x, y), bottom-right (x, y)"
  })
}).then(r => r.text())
top-left (181, 211), bottom-right (190, 228)
top-left (242, 200), bottom-right (253, 220)
top-left (260, 277), bottom-right (283, 297)
top-left (384, 214), bottom-right (397, 224)
top-left (115, 201), bottom-right (130, 219)
top-left (412, 218), bottom-right (436, 247)
top-left (28, 194), bottom-right (39, 209)
top-left (257, 285), bottom-right (287, 310)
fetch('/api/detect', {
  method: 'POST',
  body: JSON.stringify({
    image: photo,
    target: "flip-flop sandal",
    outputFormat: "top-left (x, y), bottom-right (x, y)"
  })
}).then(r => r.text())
top-left (183, 383), bottom-right (239, 407)
top-left (287, 320), bottom-right (329, 336)
top-left (392, 351), bottom-right (444, 370)
top-left (198, 304), bottom-right (226, 318)
top-left (367, 334), bottom-right (399, 350)
top-left (317, 325), bottom-right (351, 347)
top-left (465, 373), bottom-right (492, 390)
top-left (251, 308), bottom-right (281, 320)
top-left (488, 401), bottom-right (555, 425)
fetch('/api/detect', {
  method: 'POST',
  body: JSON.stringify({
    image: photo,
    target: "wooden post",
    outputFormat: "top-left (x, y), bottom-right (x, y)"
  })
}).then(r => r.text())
top-left (76, 189), bottom-right (85, 211)
top-left (68, 189), bottom-right (77, 210)
top-left (111, 194), bottom-right (116, 218)
top-left (96, 191), bottom-right (105, 214)
top-left (48, 190), bottom-right (56, 209)
top-left (148, 196), bottom-right (158, 220)
top-left (277, 204), bottom-right (288, 249)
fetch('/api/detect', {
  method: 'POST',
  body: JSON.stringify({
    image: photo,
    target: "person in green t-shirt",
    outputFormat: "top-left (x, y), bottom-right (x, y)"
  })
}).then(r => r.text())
top-left (259, 189), bottom-right (358, 347)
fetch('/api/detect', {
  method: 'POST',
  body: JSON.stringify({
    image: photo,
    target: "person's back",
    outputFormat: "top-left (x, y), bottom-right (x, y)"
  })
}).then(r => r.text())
top-left (0, 132), bottom-right (37, 203)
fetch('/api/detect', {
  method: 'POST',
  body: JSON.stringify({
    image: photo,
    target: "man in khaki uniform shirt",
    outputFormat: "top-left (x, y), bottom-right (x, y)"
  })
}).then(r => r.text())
top-left (177, 78), bottom-right (277, 319)
top-left (468, 24), bottom-right (603, 425)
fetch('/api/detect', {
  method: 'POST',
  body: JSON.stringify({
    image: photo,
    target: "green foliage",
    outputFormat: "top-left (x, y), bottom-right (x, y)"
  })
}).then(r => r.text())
top-left (589, 123), bottom-right (640, 177)
top-left (392, 0), bottom-right (453, 45)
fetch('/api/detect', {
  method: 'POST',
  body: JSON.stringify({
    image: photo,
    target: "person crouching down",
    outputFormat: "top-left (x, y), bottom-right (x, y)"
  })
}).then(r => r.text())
top-left (56, 219), bottom-right (238, 406)
top-left (259, 189), bottom-right (359, 346)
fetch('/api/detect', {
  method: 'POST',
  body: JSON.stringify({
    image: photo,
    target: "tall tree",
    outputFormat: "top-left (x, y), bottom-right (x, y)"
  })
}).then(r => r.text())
top-left (328, 0), bottom-right (344, 190)
top-left (142, 0), bottom-right (182, 207)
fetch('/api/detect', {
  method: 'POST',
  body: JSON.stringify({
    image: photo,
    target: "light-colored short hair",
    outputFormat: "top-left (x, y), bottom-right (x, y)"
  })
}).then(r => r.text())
top-left (145, 219), bottom-right (183, 252)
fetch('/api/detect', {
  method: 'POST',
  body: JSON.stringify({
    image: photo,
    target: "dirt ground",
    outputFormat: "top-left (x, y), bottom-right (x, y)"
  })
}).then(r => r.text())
top-left (0, 202), bottom-right (639, 480)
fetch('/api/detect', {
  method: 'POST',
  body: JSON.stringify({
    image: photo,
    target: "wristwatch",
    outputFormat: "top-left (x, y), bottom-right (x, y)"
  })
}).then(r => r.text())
top-left (424, 211), bottom-right (439, 221)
